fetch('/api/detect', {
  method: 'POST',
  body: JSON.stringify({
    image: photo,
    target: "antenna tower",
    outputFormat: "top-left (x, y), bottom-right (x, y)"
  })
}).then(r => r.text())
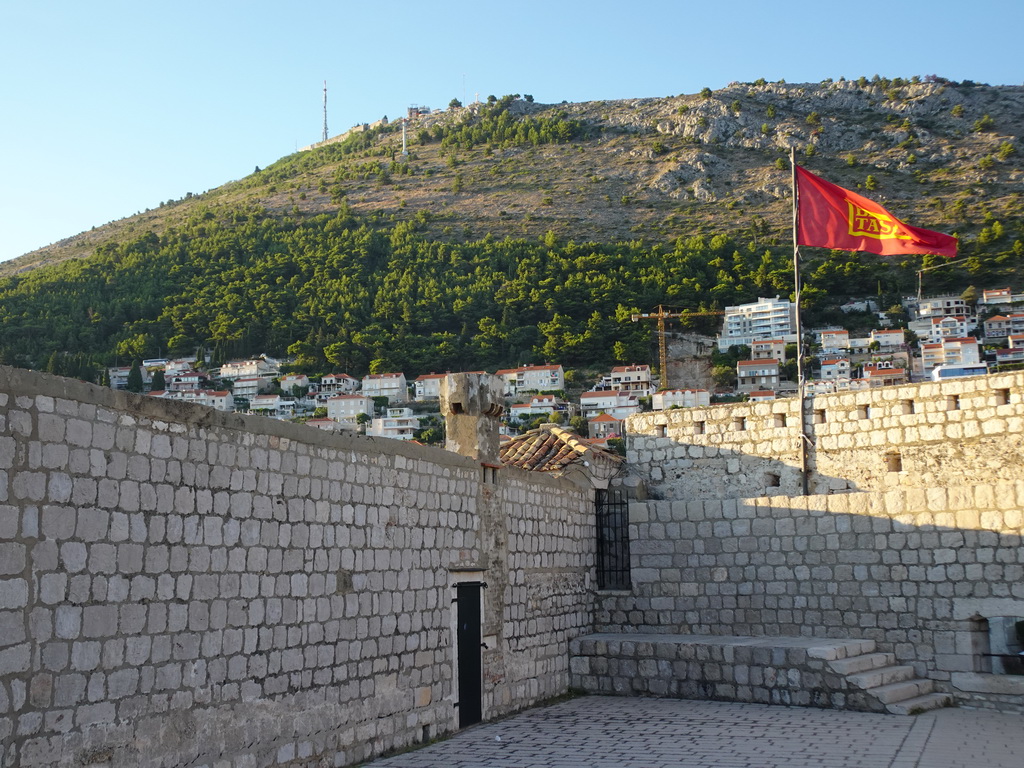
top-left (322, 81), bottom-right (328, 143)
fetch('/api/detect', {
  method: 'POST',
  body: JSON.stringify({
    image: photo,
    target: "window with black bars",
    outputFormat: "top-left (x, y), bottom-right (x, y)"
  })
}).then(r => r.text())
top-left (595, 489), bottom-right (631, 590)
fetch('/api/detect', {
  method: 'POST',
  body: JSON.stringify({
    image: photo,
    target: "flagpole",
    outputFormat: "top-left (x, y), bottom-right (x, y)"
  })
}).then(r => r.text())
top-left (791, 148), bottom-right (809, 496)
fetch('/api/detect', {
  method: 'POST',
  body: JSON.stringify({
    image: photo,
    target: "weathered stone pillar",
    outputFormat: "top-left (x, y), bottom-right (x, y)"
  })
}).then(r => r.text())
top-left (440, 373), bottom-right (504, 464)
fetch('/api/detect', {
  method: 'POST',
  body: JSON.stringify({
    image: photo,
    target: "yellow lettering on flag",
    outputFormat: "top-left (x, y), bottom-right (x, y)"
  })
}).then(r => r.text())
top-left (846, 201), bottom-right (911, 241)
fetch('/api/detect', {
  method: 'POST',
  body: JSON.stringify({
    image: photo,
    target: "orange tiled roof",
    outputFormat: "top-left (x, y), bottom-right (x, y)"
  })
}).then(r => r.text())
top-left (499, 426), bottom-right (622, 473)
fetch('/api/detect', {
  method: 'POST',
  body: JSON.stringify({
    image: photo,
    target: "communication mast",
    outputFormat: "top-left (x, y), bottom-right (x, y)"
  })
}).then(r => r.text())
top-left (322, 81), bottom-right (328, 143)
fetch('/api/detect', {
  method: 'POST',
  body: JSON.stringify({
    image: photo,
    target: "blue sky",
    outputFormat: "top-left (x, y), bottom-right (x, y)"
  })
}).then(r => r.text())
top-left (1, 0), bottom-right (1021, 263)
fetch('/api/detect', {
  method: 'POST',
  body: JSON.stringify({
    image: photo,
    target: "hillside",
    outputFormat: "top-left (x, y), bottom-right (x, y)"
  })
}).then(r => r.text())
top-left (1, 77), bottom-right (1022, 379)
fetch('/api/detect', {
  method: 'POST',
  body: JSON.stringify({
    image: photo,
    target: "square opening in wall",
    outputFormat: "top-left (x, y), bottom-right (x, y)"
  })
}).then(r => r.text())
top-left (813, 409), bottom-right (826, 424)
top-left (901, 399), bottom-right (916, 415)
top-left (655, 425), bottom-right (667, 438)
top-left (733, 416), bottom-right (746, 431)
top-left (987, 616), bottom-right (1024, 675)
top-left (773, 413), bottom-right (787, 428)
top-left (857, 405), bottom-right (871, 420)
top-left (995, 389), bottom-right (1011, 406)
top-left (764, 472), bottom-right (781, 487)
top-left (885, 452), bottom-right (902, 472)
top-left (947, 394), bottom-right (960, 411)
top-left (694, 421), bottom-right (706, 435)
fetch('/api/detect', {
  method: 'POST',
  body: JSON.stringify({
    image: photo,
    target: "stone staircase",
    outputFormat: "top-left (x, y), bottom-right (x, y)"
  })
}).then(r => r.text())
top-left (823, 643), bottom-right (952, 715)
top-left (569, 633), bottom-right (953, 715)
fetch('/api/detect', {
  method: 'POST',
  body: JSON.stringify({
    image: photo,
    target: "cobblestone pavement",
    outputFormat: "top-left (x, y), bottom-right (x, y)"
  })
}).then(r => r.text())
top-left (363, 697), bottom-right (1024, 768)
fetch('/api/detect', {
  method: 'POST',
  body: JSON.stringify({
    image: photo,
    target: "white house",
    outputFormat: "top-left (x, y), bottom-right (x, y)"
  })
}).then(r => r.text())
top-left (508, 394), bottom-right (563, 423)
top-left (361, 372), bottom-right (408, 404)
top-left (748, 390), bottom-right (776, 402)
top-left (219, 358), bottom-right (278, 381)
top-left (717, 296), bottom-right (797, 351)
top-left (326, 394), bottom-right (374, 427)
top-left (818, 329), bottom-right (850, 354)
top-left (870, 329), bottom-right (906, 349)
top-left (367, 407), bottom-right (419, 441)
top-left (917, 295), bottom-right (974, 320)
top-left (317, 373), bottom-right (360, 395)
top-left (608, 365), bottom-right (653, 394)
top-left (588, 413), bottom-right (623, 440)
top-left (651, 389), bottom-right (710, 410)
top-left (750, 339), bottom-right (787, 363)
top-left (736, 359), bottom-right (780, 394)
top-left (920, 337), bottom-right (981, 376)
top-left (495, 364), bottom-right (565, 395)
top-left (579, 390), bottom-right (640, 419)
top-left (232, 377), bottom-right (271, 400)
top-left (910, 315), bottom-right (978, 344)
top-left (818, 358), bottom-right (851, 381)
top-left (280, 374), bottom-right (311, 395)
top-left (859, 361), bottom-right (908, 386)
top-left (249, 394), bottom-right (283, 415)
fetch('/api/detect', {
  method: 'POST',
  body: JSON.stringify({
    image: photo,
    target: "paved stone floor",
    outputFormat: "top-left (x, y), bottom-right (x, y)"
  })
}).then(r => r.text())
top-left (363, 696), bottom-right (1023, 768)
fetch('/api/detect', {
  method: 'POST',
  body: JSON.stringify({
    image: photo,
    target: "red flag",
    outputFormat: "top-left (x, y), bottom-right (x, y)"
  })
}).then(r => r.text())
top-left (796, 165), bottom-right (957, 257)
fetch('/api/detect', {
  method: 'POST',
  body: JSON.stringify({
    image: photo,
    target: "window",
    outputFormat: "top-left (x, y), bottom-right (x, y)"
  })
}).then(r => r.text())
top-left (694, 421), bottom-right (706, 435)
top-left (764, 472), bottom-right (781, 488)
top-left (733, 416), bottom-right (746, 431)
top-left (773, 413), bottom-right (787, 428)
top-left (857, 405), bottom-right (871, 420)
top-left (901, 399), bottom-right (916, 415)
top-left (885, 452), bottom-right (902, 472)
top-left (947, 395), bottom-right (960, 411)
top-left (655, 425), bottom-right (667, 438)
top-left (813, 409), bottom-right (826, 424)
top-left (983, 616), bottom-right (1024, 676)
top-left (995, 389), bottom-right (1011, 406)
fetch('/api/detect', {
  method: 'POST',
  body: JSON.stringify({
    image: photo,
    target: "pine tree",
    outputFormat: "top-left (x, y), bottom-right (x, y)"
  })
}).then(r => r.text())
top-left (126, 361), bottom-right (144, 393)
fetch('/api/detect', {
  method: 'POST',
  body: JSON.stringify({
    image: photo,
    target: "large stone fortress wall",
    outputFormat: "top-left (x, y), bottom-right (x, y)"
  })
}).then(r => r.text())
top-left (593, 486), bottom-right (1024, 710)
top-left (626, 371), bottom-right (1024, 500)
top-left (0, 366), bottom-right (594, 768)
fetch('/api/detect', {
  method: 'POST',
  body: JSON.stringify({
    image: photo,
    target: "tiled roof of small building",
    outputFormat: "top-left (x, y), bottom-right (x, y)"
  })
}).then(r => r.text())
top-left (499, 425), bottom-right (622, 473)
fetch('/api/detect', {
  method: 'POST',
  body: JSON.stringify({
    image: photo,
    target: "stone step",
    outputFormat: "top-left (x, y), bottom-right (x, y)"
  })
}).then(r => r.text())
top-left (869, 678), bottom-right (935, 705)
top-left (829, 652), bottom-right (896, 676)
top-left (846, 664), bottom-right (916, 690)
top-left (806, 638), bottom-right (876, 661)
top-left (886, 692), bottom-right (954, 716)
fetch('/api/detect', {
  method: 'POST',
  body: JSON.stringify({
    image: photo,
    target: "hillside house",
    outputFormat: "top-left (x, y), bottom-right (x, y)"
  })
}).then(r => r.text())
top-left (362, 372), bottom-right (408, 404)
top-left (508, 394), bottom-right (563, 422)
top-left (860, 361), bottom-right (908, 387)
top-left (588, 412), bottom-right (623, 439)
top-left (579, 390), bottom-right (640, 419)
top-left (367, 407), bottom-right (419, 440)
top-left (326, 394), bottom-right (374, 427)
top-left (717, 296), bottom-right (797, 351)
top-left (249, 394), bottom-right (283, 415)
top-left (747, 390), bottom-right (776, 401)
top-left (651, 389), bottom-right (710, 410)
top-left (606, 364), bottom-right (654, 394)
top-left (414, 371), bottom-right (485, 401)
top-left (818, 358), bottom-right (851, 381)
top-left (750, 339), bottom-right (787, 362)
top-left (219, 358), bottom-right (278, 381)
top-left (817, 329), bottom-right (850, 354)
top-left (917, 295), bottom-right (974, 319)
top-left (978, 286), bottom-right (1024, 308)
top-left (920, 337), bottom-right (981, 376)
top-left (107, 366), bottom-right (151, 391)
top-left (280, 373), bottom-right (311, 395)
top-left (495, 364), bottom-right (565, 396)
top-left (870, 329), bottom-right (906, 349)
top-left (983, 314), bottom-right (1024, 341)
top-left (232, 377), bottom-right (271, 401)
top-left (736, 359), bottom-right (780, 394)
top-left (910, 315), bottom-right (978, 343)
top-left (317, 373), bottom-right (360, 395)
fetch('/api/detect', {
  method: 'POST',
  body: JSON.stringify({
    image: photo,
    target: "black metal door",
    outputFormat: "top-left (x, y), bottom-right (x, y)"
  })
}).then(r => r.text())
top-left (456, 582), bottom-right (482, 727)
top-left (596, 489), bottom-right (631, 590)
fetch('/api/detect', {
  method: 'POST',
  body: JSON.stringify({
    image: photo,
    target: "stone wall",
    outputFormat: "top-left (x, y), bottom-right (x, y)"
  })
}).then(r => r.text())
top-left (625, 370), bottom-right (1024, 500)
top-left (0, 366), bottom-right (595, 767)
top-left (594, 485), bottom-right (1024, 710)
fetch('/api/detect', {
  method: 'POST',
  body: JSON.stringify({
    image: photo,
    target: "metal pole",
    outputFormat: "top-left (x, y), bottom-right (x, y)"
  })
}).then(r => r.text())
top-left (791, 148), bottom-right (809, 496)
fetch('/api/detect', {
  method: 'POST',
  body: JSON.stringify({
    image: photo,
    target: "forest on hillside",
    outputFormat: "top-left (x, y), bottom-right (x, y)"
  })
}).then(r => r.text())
top-left (2, 197), bottom-right (1021, 383)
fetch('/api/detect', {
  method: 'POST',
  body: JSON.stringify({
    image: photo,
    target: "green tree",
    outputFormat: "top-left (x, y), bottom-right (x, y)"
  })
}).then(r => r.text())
top-left (865, 175), bottom-right (878, 190)
top-left (700, 87), bottom-right (713, 99)
top-left (126, 361), bottom-right (144, 393)
top-left (151, 368), bottom-right (166, 391)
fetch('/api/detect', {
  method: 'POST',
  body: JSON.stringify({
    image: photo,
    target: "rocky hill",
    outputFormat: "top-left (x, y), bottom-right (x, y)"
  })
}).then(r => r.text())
top-left (1, 78), bottom-right (1022, 381)
top-left (5, 77), bottom-right (1022, 278)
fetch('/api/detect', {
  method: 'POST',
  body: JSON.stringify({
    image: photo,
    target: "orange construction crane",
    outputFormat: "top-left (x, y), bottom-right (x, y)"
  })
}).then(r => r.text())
top-left (631, 305), bottom-right (724, 390)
